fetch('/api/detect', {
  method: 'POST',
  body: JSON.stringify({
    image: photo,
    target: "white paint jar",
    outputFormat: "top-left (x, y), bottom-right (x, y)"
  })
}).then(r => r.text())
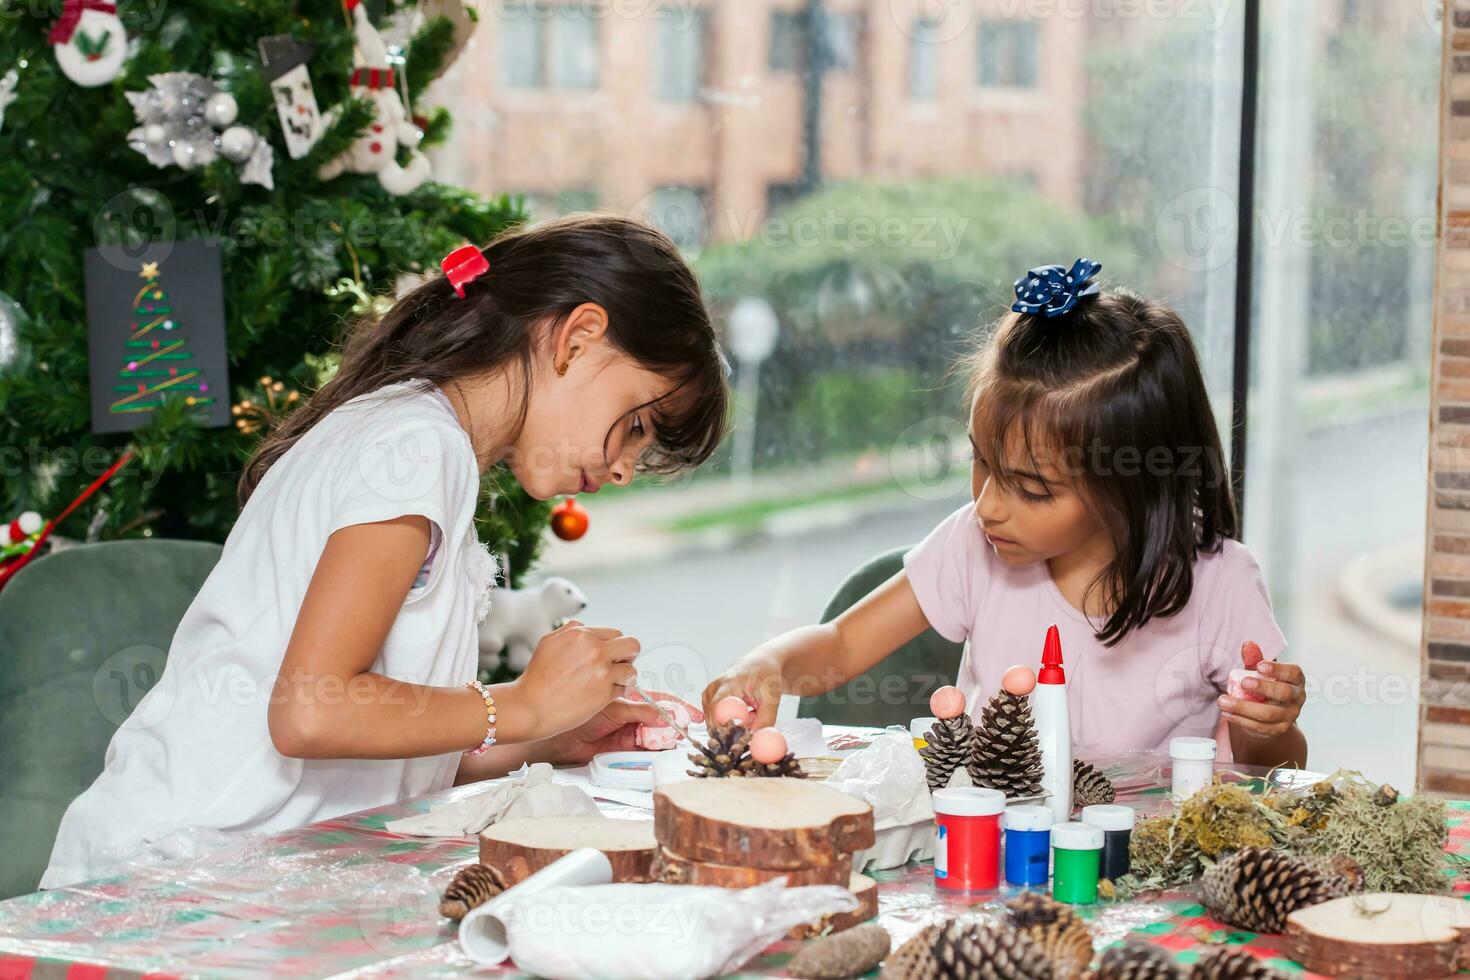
top-left (1169, 736), bottom-right (1217, 800)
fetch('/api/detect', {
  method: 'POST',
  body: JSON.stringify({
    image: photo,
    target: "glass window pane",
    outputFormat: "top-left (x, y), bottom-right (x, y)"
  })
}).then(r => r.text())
top-left (551, 7), bottom-right (600, 90)
top-left (655, 9), bottom-right (708, 103)
top-left (769, 10), bottom-right (801, 72)
top-left (1245, 1), bottom-right (1437, 786)
top-left (908, 18), bottom-right (940, 101)
top-left (978, 20), bottom-right (1038, 89)
top-left (499, 3), bottom-right (542, 89)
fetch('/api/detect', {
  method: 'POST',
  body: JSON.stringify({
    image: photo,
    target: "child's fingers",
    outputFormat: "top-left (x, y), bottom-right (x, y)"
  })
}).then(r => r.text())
top-left (1240, 673), bottom-right (1302, 705)
top-left (1221, 708), bottom-right (1283, 738)
top-left (600, 698), bottom-right (662, 727)
top-left (1256, 660), bottom-right (1303, 686)
top-left (601, 636), bottom-right (642, 662)
top-left (1219, 694), bottom-right (1293, 725)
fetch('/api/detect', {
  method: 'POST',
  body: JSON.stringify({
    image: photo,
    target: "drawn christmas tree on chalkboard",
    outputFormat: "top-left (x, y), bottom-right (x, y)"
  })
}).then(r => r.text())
top-left (109, 260), bottom-right (215, 420)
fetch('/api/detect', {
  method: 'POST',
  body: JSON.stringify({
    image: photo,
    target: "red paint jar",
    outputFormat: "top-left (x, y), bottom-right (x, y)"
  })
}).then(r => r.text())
top-left (932, 787), bottom-right (1005, 891)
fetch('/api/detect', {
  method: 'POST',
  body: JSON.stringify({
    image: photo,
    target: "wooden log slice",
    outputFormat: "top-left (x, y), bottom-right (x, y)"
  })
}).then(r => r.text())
top-left (653, 777), bottom-right (875, 870)
top-left (788, 873), bottom-right (879, 940)
top-left (478, 816), bottom-right (656, 884)
top-left (650, 847), bottom-right (853, 887)
top-left (1285, 893), bottom-right (1470, 979)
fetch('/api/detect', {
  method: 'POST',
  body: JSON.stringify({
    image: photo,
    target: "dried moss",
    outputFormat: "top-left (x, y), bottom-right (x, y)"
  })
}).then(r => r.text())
top-left (1109, 772), bottom-right (1454, 900)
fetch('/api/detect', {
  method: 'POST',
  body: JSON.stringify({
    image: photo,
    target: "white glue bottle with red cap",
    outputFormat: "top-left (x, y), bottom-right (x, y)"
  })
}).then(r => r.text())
top-left (1032, 624), bottom-right (1073, 824)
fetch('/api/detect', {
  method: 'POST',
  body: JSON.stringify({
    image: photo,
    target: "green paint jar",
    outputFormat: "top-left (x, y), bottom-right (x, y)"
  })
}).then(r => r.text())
top-left (1050, 821), bottom-right (1104, 904)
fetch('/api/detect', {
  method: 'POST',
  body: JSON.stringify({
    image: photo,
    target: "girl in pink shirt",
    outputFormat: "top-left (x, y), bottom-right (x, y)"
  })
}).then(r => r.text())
top-left (705, 260), bottom-right (1306, 768)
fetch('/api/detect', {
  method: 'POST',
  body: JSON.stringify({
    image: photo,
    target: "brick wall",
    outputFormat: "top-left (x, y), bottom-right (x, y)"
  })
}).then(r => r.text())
top-left (1422, 0), bottom-right (1470, 795)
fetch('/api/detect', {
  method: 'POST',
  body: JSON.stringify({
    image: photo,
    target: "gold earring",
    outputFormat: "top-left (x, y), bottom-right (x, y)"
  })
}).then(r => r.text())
top-left (555, 361), bottom-right (569, 377)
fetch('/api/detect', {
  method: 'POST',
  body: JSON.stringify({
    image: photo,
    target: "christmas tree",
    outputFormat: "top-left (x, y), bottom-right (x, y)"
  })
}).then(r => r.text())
top-left (110, 261), bottom-right (215, 422)
top-left (0, 0), bottom-right (554, 583)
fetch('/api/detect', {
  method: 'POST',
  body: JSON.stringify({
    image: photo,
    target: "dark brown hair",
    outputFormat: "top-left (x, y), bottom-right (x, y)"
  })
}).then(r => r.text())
top-left (240, 214), bottom-right (730, 502)
top-left (963, 287), bottom-right (1237, 646)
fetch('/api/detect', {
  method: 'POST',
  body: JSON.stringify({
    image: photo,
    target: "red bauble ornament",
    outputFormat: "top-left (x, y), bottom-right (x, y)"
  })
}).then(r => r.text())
top-left (550, 497), bottom-right (589, 541)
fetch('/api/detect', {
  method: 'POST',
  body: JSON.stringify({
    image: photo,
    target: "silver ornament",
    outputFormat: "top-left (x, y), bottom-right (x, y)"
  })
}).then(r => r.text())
top-left (217, 125), bottom-right (256, 162)
top-left (204, 92), bottom-right (237, 128)
top-left (144, 122), bottom-right (167, 144)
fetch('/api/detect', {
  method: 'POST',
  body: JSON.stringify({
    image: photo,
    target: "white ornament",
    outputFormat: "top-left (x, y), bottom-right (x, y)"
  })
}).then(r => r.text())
top-left (477, 576), bottom-right (588, 674)
top-left (0, 69), bottom-right (17, 134)
top-left (259, 34), bottom-right (324, 160)
top-left (218, 125), bottom-right (256, 162)
top-left (171, 136), bottom-right (215, 169)
top-left (0, 526), bottom-right (9, 547)
top-left (318, 1), bottom-right (432, 196)
top-left (16, 512), bottom-right (42, 536)
top-left (143, 122), bottom-right (166, 144)
top-left (203, 92), bottom-right (237, 128)
top-left (50, 1), bottom-right (127, 88)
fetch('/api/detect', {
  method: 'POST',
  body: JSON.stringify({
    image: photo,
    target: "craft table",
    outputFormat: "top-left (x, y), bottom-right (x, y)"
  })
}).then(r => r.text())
top-left (0, 729), bottom-right (1465, 980)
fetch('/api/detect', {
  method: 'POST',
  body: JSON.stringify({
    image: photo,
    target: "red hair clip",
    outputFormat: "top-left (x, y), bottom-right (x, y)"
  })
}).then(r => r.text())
top-left (441, 244), bottom-right (490, 299)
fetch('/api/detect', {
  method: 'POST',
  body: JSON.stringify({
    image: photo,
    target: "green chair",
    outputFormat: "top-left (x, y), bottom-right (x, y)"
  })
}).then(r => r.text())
top-left (797, 545), bottom-right (965, 729)
top-left (0, 539), bottom-right (221, 899)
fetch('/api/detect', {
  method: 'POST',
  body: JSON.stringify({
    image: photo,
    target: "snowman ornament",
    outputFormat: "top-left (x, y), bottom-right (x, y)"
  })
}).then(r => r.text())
top-left (49, 0), bottom-right (128, 88)
top-left (318, 0), bottom-right (432, 195)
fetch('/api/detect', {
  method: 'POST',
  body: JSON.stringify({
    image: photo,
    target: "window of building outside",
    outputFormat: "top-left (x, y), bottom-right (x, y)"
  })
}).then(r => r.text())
top-left (429, 0), bottom-right (1438, 789)
top-left (500, 2), bottom-right (600, 90)
top-left (655, 9), bottom-right (709, 103)
top-left (978, 20), bottom-right (1039, 89)
top-left (769, 8), bottom-right (860, 73)
top-left (909, 18), bottom-right (941, 101)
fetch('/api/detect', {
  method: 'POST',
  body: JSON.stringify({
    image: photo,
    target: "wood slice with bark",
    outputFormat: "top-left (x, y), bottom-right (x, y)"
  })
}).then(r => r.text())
top-left (478, 816), bottom-right (657, 883)
top-left (788, 873), bottom-right (880, 940)
top-left (651, 847), bottom-right (853, 887)
top-left (653, 777), bottom-right (874, 870)
top-left (1285, 893), bottom-right (1470, 979)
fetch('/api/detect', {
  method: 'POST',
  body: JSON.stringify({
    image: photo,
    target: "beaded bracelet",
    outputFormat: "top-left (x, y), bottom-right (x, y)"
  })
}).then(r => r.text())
top-left (465, 679), bottom-right (497, 756)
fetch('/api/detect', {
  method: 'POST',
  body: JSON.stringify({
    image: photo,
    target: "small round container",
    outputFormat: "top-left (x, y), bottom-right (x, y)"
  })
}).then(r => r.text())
top-left (1002, 804), bottom-right (1054, 887)
top-left (1169, 736), bottom-right (1217, 800)
top-left (910, 716), bottom-right (938, 750)
top-left (932, 787), bottom-right (1005, 891)
top-left (1080, 804), bottom-right (1135, 882)
top-left (1051, 821), bottom-right (1104, 904)
top-left (589, 751), bottom-right (657, 791)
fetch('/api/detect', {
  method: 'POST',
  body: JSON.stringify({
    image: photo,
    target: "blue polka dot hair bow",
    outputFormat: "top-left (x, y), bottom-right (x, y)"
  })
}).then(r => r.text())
top-left (1011, 258), bottom-right (1103, 318)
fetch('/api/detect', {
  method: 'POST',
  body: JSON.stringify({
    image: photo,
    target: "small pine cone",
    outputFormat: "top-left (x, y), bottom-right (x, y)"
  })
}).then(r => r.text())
top-left (932, 920), bottom-right (1055, 980)
top-left (1072, 759), bottom-right (1117, 807)
top-left (438, 863), bottom-right (509, 921)
top-left (786, 922), bottom-right (892, 979)
top-left (1189, 946), bottom-right (1289, 980)
top-left (1002, 893), bottom-right (1093, 978)
top-left (1094, 941), bottom-right (1185, 980)
top-left (1296, 853), bottom-right (1364, 899)
top-left (1199, 848), bottom-right (1339, 934)
top-left (919, 715), bottom-right (974, 791)
top-left (969, 692), bottom-right (1044, 798)
top-left (749, 752), bottom-right (808, 778)
top-left (880, 924), bottom-right (940, 980)
top-left (687, 722), bottom-right (753, 778)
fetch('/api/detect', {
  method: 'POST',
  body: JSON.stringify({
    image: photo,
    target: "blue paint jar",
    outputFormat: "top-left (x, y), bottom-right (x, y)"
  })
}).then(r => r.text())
top-left (1002, 804), bottom-right (1054, 886)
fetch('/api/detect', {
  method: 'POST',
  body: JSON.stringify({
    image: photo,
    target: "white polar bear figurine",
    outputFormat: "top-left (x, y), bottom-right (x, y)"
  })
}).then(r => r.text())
top-left (478, 576), bottom-right (589, 674)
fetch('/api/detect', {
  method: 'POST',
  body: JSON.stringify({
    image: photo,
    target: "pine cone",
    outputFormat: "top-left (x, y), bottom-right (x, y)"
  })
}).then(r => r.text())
top-left (1073, 759), bottom-right (1117, 807)
top-left (1094, 941), bottom-right (1184, 980)
top-left (1199, 848), bottom-right (1344, 934)
top-left (1189, 946), bottom-right (1289, 980)
top-left (786, 922), bottom-right (892, 979)
top-left (687, 721), bottom-right (753, 778)
top-left (438, 863), bottom-right (510, 921)
top-left (919, 715), bottom-right (974, 791)
top-left (1297, 853), bottom-right (1364, 898)
top-left (880, 924), bottom-right (941, 980)
top-left (1002, 893), bottom-right (1093, 978)
top-left (743, 751), bottom-right (808, 778)
top-left (932, 920), bottom-right (1055, 980)
top-left (969, 691), bottom-right (1044, 798)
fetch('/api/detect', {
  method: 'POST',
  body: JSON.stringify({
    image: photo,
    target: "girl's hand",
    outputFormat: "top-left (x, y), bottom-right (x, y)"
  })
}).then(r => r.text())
top-left (702, 657), bottom-right (783, 730)
top-left (1220, 643), bottom-right (1305, 739)
top-left (536, 689), bottom-right (704, 765)
top-left (515, 620), bottom-right (641, 740)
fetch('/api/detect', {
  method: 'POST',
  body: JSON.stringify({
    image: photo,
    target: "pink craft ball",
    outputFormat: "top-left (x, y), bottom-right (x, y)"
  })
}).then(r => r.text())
top-left (749, 727), bottom-right (788, 765)
top-left (1001, 664), bottom-right (1037, 697)
top-left (929, 685), bottom-right (966, 720)
top-left (712, 695), bottom-right (752, 727)
top-left (127, 361), bottom-right (138, 371)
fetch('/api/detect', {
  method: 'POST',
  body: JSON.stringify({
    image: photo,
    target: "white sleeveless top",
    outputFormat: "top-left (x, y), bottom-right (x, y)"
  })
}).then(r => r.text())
top-left (42, 381), bottom-right (496, 888)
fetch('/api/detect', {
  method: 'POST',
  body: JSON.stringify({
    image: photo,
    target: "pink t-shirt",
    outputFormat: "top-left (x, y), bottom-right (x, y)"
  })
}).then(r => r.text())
top-left (904, 504), bottom-right (1287, 758)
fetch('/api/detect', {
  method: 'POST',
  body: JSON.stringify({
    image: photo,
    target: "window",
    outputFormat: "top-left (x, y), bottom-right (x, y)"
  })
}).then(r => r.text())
top-left (769, 9), bottom-right (859, 73)
top-left (978, 20), bottom-right (1038, 89)
top-left (908, 17), bottom-right (941, 101)
top-left (655, 9), bottom-right (709, 103)
top-left (500, 3), bottom-right (600, 91)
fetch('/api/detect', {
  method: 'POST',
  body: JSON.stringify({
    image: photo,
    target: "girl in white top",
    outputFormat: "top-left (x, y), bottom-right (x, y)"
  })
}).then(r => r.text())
top-left (43, 216), bottom-right (730, 888)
